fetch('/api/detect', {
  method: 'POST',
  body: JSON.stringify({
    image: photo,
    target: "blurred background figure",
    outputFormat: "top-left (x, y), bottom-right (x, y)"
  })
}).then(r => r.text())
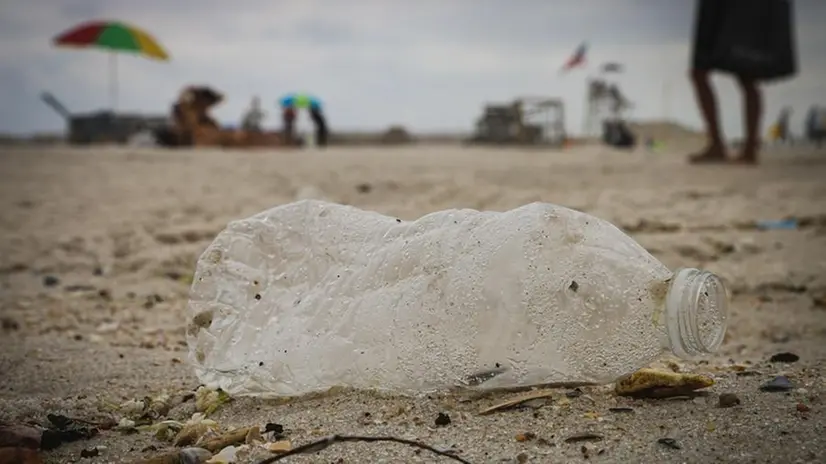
top-left (687, 0), bottom-right (797, 165)
top-left (309, 100), bottom-right (329, 148)
top-left (279, 93), bottom-right (329, 148)
top-left (805, 105), bottom-right (825, 149)
top-left (241, 96), bottom-right (265, 133)
top-left (768, 106), bottom-right (793, 146)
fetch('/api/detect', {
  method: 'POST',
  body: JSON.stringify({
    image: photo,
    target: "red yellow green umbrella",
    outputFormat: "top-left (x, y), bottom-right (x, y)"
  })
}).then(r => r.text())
top-left (53, 20), bottom-right (170, 109)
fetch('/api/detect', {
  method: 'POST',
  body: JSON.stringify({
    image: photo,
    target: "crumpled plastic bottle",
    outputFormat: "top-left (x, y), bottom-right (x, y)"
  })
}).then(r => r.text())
top-left (186, 200), bottom-right (728, 396)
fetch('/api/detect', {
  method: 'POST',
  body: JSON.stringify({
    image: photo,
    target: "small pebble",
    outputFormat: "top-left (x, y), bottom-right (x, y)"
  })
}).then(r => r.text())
top-left (434, 412), bottom-right (451, 427)
top-left (79, 447), bottom-right (99, 458)
top-left (657, 438), bottom-right (681, 450)
top-left (718, 393), bottom-right (741, 408)
top-left (1, 317), bottom-right (20, 331)
top-left (264, 423), bottom-right (284, 438)
top-left (516, 451), bottom-right (529, 463)
top-left (760, 376), bottom-right (794, 392)
top-left (796, 403), bottom-right (811, 413)
top-left (769, 352), bottom-right (799, 363)
top-left (515, 432), bottom-right (536, 442)
top-left (565, 388), bottom-right (583, 398)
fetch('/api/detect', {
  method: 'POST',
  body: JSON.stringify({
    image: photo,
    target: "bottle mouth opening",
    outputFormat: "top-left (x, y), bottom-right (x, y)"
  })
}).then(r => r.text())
top-left (665, 268), bottom-right (729, 359)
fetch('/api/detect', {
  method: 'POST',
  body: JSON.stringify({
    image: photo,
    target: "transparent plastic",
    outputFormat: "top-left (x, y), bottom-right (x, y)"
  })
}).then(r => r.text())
top-left (186, 200), bottom-right (728, 396)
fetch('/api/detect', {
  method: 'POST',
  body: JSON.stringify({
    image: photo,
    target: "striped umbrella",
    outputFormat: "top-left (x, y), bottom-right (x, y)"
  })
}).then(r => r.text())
top-left (53, 20), bottom-right (170, 110)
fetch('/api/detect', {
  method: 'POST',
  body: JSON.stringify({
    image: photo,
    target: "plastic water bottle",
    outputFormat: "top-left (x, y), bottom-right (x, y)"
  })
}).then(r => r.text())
top-left (186, 200), bottom-right (728, 396)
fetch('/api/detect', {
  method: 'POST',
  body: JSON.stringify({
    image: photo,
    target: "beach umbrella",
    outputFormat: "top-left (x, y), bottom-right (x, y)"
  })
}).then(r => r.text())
top-left (53, 20), bottom-right (170, 110)
top-left (279, 93), bottom-right (324, 110)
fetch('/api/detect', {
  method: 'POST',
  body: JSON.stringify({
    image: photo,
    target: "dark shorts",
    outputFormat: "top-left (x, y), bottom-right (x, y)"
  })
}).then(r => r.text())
top-left (691, 0), bottom-right (726, 71)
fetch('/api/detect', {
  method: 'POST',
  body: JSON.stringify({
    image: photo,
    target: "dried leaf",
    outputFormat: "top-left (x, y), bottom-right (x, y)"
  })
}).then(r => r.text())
top-left (119, 399), bottom-right (149, 419)
top-left (244, 427), bottom-right (262, 444)
top-left (153, 424), bottom-right (176, 442)
top-left (200, 427), bottom-right (253, 453)
top-left (265, 440), bottom-right (292, 453)
top-left (175, 423), bottom-right (217, 447)
top-left (148, 394), bottom-right (173, 418)
top-left (615, 368), bottom-right (714, 398)
top-left (206, 445), bottom-right (237, 464)
top-left (115, 418), bottom-right (136, 432)
top-left (195, 387), bottom-right (231, 416)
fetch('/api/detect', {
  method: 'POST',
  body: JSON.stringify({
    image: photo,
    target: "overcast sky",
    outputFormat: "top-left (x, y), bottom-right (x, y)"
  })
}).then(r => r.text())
top-left (2, 0), bottom-right (825, 136)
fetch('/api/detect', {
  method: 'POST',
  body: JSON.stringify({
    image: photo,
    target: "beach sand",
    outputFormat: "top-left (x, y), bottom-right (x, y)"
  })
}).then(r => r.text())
top-left (1, 144), bottom-right (824, 463)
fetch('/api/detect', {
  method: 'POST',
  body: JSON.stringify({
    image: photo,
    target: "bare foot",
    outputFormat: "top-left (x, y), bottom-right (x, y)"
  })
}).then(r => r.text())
top-left (731, 154), bottom-right (758, 165)
top-left (688, 145), bottom-right (728, 164)
top-left (731, 146), bottom-right (759, 165)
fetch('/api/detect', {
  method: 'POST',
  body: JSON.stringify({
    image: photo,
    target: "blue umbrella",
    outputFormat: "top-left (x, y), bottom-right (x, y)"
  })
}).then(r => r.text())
top-left (279, 93), bottom-right (322, 110)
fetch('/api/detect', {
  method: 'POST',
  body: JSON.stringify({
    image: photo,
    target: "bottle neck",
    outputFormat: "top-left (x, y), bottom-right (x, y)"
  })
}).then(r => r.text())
top-left (663, 268), bottom-right (729, 359)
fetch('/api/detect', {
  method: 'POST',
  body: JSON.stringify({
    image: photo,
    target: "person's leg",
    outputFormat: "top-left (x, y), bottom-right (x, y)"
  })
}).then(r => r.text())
top-left (733, 75), bottom-right (762, 163)
top-left (689, 69), bottom-right (728, 163)
top-left (310, 108), bottom-right (328, 147)
top-left (687, 0), bottom-right (731, 163)
top-left (282, 107), bottom-right (295, 144)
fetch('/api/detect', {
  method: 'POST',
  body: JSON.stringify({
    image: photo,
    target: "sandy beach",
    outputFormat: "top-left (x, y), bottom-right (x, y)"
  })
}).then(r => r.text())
top-left (1, 143), bottom-right (825, 463)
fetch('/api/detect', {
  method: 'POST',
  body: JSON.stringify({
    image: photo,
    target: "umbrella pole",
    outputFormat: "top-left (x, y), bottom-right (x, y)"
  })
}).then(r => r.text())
top-left (109, 52), bottom-right (118, 111)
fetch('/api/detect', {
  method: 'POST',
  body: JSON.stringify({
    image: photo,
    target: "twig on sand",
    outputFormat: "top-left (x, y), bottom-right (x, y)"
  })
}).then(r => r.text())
top-left (255, 434), bottom-right (473, 464)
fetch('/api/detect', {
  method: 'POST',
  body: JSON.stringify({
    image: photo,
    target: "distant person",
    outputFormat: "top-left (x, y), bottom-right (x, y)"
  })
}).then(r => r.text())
top-left (805, 106), bottom-right (817, 142)
top-left (279, 93), bottom-right (329, 147)
top-left (280, 102), bottom-right (297, 145)
top-left (768, 107), bottom-right (793, 146)
top-left (687, 0), bottom-right (797, 165)
top-left (805, 105), bottom-right (825, 148)
top-left (241, 96), bottom-right (266, 133)
top-left (776, 107), bottom-right (792, 145)
top-left (308, 98), bottom-right (329, 147)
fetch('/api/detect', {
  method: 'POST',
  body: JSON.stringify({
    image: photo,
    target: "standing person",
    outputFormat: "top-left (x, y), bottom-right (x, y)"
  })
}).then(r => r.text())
top-left (687, 0), bottom-right (797, 165)
top-left (241, 96), bottom-right (266, 133)
top-left (307, 96), bottom-right (329, 147)
top-left (776, 107), bottom-right (792, 145)
top-left (804, 106), bottom-right (816, 143)
top-left (805, 105), bottom-right (824, 148)
top-left (279, 99), bottom-right (297, 145)
top-left (279, 93), bottom-right (329, 147)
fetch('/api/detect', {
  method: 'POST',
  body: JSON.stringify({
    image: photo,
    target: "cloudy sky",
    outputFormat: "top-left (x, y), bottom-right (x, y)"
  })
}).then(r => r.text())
top-left (2, 0), bottom-right (825, 137)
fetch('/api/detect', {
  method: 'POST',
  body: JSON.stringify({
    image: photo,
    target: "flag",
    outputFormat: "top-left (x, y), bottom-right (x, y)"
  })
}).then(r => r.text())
top-left (561, 42), bottom-right (588, 72)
